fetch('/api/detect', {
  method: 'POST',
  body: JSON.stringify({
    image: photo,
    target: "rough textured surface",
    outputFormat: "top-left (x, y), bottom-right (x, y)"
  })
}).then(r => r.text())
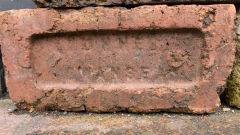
top-left (32, 30), bottom-right (203, 88)
top-left (0, 0), bottom-right (36, 97)
top-left (225, 8), bottom-right (240, 108)
top-left (33, 0), bottom-right (240, 8)
top-left (0, 97), bottom-right (240, 135)
top-left (0, 5), bottom-right (236, 114)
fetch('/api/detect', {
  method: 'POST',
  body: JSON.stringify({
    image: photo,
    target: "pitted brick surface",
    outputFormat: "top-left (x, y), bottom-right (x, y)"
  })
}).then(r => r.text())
top-left (225, 8), bottom-right (240, 108)
top-left (32, 30), bottom-right (202, 88)
top-left (0, 5), bottom-right (236, 113)
top-left (33, 0), bottom-right (239, 8)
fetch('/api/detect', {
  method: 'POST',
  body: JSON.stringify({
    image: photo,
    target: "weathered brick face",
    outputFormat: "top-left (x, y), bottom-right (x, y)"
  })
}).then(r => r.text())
top-left (32, 30), bottom-right (202, 88)
top-left (225, 8), bottom-right (240, 108)
top-left (33, 0), bottom-right (239, 8)
top-left (0, 5), bottom-right (236, 113)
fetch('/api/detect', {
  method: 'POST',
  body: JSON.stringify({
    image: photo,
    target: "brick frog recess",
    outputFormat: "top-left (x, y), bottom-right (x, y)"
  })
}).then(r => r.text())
top-left (0, 5), bottom-right (236, 113)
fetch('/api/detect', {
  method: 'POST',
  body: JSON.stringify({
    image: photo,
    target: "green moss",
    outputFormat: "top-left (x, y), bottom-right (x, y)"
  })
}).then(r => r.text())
top-left (225, 64), bottom-right (240, 108)
top-left (224, 9), bottom-right (240, 108)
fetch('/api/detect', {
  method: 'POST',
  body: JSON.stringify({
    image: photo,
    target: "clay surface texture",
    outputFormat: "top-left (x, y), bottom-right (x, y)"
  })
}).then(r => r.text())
top-left (0, 5), bottom-right (236, 113)
top-left (33, 0), bottom-right (239, 8)
top-left (225, 8), bottom-right (240, 108)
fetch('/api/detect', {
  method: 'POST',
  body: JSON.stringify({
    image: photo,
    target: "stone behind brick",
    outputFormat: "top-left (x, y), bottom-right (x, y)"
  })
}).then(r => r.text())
top-left (33, 0), bottom-right (239, 8)
top-left (225, 8), bottom-right (240, 108)
top-left (0, 5), bottom-right (236, 114)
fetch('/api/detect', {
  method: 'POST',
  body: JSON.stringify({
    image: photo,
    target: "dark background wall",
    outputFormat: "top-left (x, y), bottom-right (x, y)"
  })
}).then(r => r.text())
top-left (0, 0), bottom-right (36, 11)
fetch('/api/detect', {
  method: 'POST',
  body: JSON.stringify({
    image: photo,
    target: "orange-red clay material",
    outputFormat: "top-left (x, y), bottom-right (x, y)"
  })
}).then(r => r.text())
top-left (0, 5), bottom-right (236, 113)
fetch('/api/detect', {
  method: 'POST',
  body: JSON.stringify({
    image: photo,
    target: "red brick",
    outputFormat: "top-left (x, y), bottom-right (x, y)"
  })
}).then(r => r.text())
top-left (0, 5), bottom-right (236, 113)
top-left (33, 0), bottom-right (239, 8)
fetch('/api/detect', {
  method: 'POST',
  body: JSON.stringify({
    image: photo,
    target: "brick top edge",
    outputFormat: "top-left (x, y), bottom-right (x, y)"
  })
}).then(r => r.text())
top-left (33, 0), bottom-right (239, 8)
